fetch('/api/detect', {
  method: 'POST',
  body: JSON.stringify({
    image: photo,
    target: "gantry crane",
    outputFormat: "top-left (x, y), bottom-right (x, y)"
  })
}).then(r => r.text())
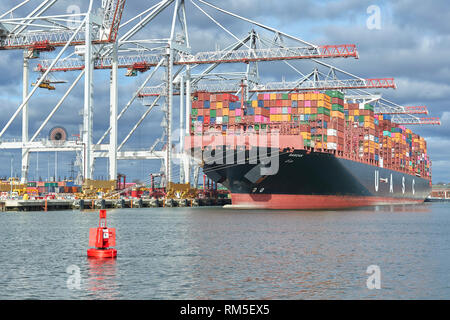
top-left (0, 0), bottom-right (126, 182)
top-left (28, 1), bottom-right (364, 185)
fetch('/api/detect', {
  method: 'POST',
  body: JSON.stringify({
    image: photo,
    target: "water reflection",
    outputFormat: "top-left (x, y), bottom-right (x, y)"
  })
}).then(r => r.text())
top-left (86, 258), bottom-right (120, 299)
top-left (354, 204), bottom-right (432, 213)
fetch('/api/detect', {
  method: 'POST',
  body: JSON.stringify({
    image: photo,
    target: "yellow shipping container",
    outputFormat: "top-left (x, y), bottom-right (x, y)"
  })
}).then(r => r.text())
top-left (298, 93), bottom-right (305, 100)
top-left (252, 100), bottom-right (258, 108)
top-left (331, 111), bottom-right (344, 119)
top-left (270, 93), bottom-right (277, 100)
top-left (216, 101), bottom-right (223, 108)
top-left (270, 115), bottom-right (277, 122)
top-left (222, 108), bottom-right (229, 116)
top-left (291, 93), bottom-right (298, 100)
top-left (311, 93), bottom-right (318, 100)
top-left (305, 108), bottom-right (311, 114)
top-left (301, 132), bottom-right (311, 140)
top-left (304, 93), bottom-right (311, 100)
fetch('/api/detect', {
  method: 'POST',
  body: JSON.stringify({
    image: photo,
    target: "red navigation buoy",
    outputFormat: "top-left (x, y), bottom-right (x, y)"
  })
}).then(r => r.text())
top-left (87, 209), bottom-right (117, 258)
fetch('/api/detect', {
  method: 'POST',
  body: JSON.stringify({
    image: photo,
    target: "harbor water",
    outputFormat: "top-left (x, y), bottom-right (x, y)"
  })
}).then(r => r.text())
top-left (1, 203), bottom-right (450, 300)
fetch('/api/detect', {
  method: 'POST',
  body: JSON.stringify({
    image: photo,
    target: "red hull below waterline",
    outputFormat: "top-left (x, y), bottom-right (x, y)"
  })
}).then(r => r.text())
top-left (230, 193), bottom-right (425, 210)
top-left (87, 248), bottom-right (117, 258)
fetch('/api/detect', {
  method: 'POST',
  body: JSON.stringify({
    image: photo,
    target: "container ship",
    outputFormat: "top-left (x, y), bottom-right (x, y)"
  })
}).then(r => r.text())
top-left (186, 91), bottom-right (432, 209)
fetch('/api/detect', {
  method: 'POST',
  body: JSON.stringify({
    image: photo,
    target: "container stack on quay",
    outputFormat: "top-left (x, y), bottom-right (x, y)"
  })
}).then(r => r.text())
top-left (190, 90), bottom-right (431, 179)
top-left (33, 181), bottom-right (82, 194)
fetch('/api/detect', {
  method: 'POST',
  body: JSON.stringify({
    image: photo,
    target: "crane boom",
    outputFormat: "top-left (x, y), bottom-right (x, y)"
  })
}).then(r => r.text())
top-left (0, 0), bottom-right (127, 50)
top-left (138, 77), bottom-right (396, 96)
top-left (36, 44), bottom-right (358, 72)
top-left (392, 117), bottom-right (441, 125)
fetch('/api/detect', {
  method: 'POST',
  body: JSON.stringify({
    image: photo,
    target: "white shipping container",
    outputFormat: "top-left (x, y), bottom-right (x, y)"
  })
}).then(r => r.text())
top-left (327, 142), bottom-right (337, 150)
top-left (327, 129), bottom-right (337, 136)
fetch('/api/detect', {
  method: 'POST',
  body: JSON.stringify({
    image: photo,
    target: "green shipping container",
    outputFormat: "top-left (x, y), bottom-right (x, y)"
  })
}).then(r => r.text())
top-left (332, 104), bottom-right (344, 112)
top-left (210, 110), bottom-right (216, 117)
top-left (191, 108), bottom-right (198, 116)
top-left (317, 107), bottom-right (330, 116)
top-left (325, 90), bottom-right (344, 100)
top-left (45, 182), bottom-right (58, 187)
top-left (282, 93), bottom-right (289, 100)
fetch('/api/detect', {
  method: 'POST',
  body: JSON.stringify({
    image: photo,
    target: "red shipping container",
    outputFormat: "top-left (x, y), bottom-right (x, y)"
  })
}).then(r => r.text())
top-left (202, 92), bottom-right (211, 101)
top-left (318, 114), bottom-right (330, 122)
top-left (282, 100), bottom-right (290, 107)
top-left (331, 97), bottom-right (344, 105)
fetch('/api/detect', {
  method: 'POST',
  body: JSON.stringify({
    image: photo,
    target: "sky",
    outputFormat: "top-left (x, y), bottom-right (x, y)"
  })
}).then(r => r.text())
top-left (0, 0), bottom-right (449, 184)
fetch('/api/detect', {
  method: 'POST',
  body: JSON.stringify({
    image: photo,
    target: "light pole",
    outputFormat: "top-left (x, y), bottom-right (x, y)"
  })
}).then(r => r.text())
top-left (10, 157), bottom-right (13, 195)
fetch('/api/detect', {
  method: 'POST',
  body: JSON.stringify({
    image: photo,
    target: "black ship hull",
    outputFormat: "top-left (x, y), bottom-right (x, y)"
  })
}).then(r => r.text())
top-left (201, 148), bottom-right (431, 209)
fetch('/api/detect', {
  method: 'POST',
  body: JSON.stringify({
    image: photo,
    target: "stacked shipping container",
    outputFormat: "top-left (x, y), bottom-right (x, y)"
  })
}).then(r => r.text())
top-left (190, 91), bottom-right (431, 179)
